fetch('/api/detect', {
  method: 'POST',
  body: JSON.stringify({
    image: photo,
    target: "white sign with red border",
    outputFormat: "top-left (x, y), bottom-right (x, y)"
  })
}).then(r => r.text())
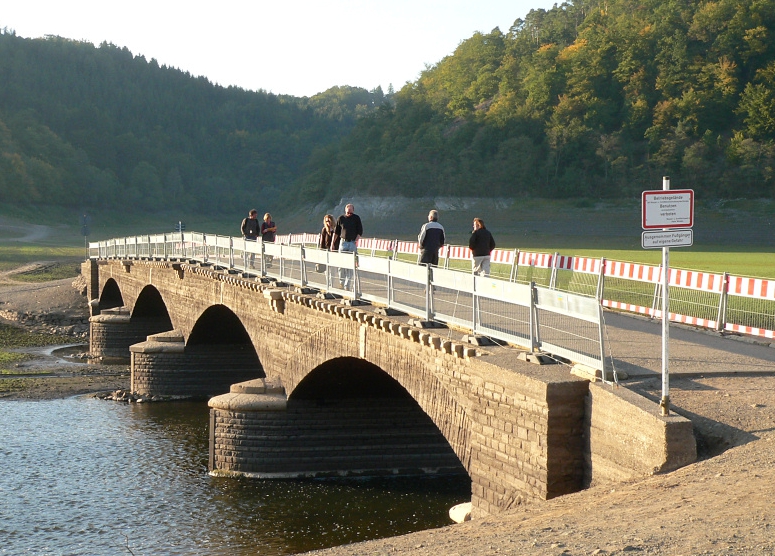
top-left (642, 189), bottom-right (694, 229)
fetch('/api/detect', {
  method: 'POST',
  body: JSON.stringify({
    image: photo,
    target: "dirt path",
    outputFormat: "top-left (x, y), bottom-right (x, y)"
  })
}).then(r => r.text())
top-left (0, 216), bottom-right (51, 243)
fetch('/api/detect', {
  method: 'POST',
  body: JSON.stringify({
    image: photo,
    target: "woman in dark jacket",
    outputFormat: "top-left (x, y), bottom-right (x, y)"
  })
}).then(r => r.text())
top-left (319, 214), bottom-right (336, 250)
top-left (469, 217), bottom-right (496, 276)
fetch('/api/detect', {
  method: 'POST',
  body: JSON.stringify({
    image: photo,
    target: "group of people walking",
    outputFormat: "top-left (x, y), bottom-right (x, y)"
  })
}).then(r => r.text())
top-left (241, 203), bottom-right (495, 278)
top-left (240, 210), bottom-right (277, 243)
top-left (417, 210), bottom-right (496, 276)
top-left (240, 210), bottom-right (276, 268)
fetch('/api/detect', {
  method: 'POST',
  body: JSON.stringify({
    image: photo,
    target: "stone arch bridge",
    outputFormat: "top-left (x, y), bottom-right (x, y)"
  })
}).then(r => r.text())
top-left (83, 259), bottom-right (695, 518)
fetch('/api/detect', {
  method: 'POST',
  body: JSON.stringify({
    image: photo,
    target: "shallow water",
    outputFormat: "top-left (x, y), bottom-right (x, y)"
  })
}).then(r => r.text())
top-left (0, 397), bottom-right (470, 555)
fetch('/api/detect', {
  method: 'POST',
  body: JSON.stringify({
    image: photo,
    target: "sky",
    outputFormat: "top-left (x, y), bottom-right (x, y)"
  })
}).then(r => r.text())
top-left (3, 0), bottom-right (558, 98)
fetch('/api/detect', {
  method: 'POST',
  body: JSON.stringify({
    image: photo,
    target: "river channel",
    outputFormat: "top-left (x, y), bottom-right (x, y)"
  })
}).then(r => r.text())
top-left (0, 395), bottom-right (470, 555)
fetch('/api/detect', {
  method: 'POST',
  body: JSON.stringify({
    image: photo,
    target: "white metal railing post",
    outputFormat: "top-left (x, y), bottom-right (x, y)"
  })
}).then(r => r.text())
top-left (510, 249), bottom-right (520, 282)
top-left (260, 239), bottom-right (266, 276)
top-left (354, 252), bottom-right (361, 301)
top-left (651, 264), bottom-right (663, 319)
top-left (716, 272), bottom-right (729, 332)
top-left (301, 246), bottom-right (308, 286)
top-left (229, 237), bottom-right (234, 269)
top-left (443, 245), bottom-right (451, 269)
top-left (549, 252), bottom-right (559, 289)
top-left (596, 257), bottom-right (606, 303)
top-left (530, 281), bottom-right (539, 352)
top-left (425, 264), bottom-right (432, 322)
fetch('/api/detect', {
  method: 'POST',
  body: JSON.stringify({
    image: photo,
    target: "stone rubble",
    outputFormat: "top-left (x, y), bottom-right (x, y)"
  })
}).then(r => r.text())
top-left (94, 389), bottom-right (193, 403)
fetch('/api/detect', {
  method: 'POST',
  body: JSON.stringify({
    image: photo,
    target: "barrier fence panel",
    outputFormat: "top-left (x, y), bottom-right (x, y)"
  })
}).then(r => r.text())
top-left (231, 237), bottom-right (247, 273)
top-left (724, 276), bottom-right (775, 338)
top-left (534, 286), bottom-right (605, 371)
top-left (553, 256), bottom-right (603, 298)
top-left (188, 232), bottom-right (206, 263)
top-left (473, 277), bottom-right (534, 349)
top-left (389, 259), bottom-right (429, 319)
top-left (357, 254), bottom-right (391, 305)
top-left (653, 268), bottom-right (725, 329)
top-left (279, 244), bottom-right (304, 286)
top-left (209, 235), bottom-right (232, 269)
top-left (515, 251), bottom-right (553, 287)
top-left (243, 239), bottom-right (261, 270)
top-left (303, 248), bottom-right (331, 291)
top-left (327, 250), bottom-right (357, 297)
top-left (602, 261), bottom-right (661, 316)
top-left (263, 242), bottom-right (283, 281)
top-left (429, 267), bottom-right (475, 330)
top-left (489, 249), bottom-right (517, 281)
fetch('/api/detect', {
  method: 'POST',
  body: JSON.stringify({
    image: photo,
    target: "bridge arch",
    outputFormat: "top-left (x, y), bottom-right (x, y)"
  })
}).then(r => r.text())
top-left (282, 319), bottom-right (474, 474)
top-left (131, 303), bottom-right (264, 397)
top-left (99, 278), bottom-right (123, 311)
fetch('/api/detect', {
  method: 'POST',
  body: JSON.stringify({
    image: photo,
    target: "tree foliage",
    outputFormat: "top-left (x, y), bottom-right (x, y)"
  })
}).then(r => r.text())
top-left (0, 30), bottom-right (388, 211)
top-left (300, 0), bottom-right (775, 200)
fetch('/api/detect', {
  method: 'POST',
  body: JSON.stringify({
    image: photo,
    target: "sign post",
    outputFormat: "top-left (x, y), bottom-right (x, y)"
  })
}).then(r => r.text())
top-left (641, 179), bottom-right (694, 416)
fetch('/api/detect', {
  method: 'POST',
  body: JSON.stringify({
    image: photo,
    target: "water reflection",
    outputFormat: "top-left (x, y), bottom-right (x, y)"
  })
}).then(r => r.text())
top-left (0, 397), bottom-right (470, 555)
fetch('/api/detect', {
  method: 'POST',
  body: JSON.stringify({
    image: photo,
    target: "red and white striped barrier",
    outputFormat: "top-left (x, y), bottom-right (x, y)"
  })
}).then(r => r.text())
top-left (394, 240), bottom-right (420, 255)
top-left (491, 249), bottom-right (515, 264)
top-left (518, 251), bottom-right (554, 269)
top-left (445, 245), bottom-right (472, 260)
top-left (604, 261), bottom-right (661, 283)
top-left (572, 256), bottom-right (602, 274)
top-left (727, 275), bottom-right (775, 299)
top-left (667, 268), bottom-right (725, 292)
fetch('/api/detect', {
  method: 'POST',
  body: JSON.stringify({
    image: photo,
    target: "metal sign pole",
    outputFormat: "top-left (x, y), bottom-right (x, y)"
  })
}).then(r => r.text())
top-left (661, 176), bottom-right (670, 416)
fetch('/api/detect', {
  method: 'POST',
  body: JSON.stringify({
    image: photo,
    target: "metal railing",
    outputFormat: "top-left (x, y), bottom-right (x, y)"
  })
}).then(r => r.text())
top-left (89, 232), bottom-right (607, 374)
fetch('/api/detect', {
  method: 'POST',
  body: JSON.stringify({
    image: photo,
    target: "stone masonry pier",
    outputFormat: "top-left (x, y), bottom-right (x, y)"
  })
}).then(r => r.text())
top-left (83, 258), bottom-right (696, 517)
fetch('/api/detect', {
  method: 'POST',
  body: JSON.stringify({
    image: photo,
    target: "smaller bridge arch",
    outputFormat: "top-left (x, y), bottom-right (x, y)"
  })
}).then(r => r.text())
top-left (131, 304), bottom-right (265, 397)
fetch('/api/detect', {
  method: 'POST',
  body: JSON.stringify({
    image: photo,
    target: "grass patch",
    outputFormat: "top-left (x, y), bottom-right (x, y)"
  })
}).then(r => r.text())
top-left (10, 261), bottom-right (82, 282)
top-left (0, 323), bottom-right (72, 349)
top-left (0, 324), bottom-right (72, 373)
top-left (0, 351), bottom-right (32, 367)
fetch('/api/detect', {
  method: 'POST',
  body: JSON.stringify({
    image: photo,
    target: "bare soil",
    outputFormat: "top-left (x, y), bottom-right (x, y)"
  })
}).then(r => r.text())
top-left (0, 266), bottom-right (129, 399)
top-left (2, 276), bottom-right (774, 555)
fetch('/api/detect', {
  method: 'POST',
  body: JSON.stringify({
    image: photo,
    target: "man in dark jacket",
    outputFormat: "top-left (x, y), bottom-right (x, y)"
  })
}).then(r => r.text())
top-left (418, 210), bottom-right (445, 266)
top-left (332, 203), bottom-right (363, 290)
top-left (469, 217), bottom-right (496, 276)
top-left (241, 209), bottom-right (259, 268)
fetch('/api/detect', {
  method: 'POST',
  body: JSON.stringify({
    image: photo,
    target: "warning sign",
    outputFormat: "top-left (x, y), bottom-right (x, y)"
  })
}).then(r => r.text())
top-left (642, 190), bottom-right (694, 229)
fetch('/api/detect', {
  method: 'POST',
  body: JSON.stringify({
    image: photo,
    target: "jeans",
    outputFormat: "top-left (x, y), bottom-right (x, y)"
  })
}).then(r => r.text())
top-left (472, 255), bottom-right (491, 276)
top-left (338, 240), bottom-right (357, 289)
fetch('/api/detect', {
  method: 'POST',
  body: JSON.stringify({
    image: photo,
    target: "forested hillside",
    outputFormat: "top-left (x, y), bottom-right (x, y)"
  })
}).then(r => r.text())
top-left (300, 0), bottom-right (775, 201)
top-left (0, 30), bottom-right (387, 212)
top-left (3, 0), bottom-right (775, 216)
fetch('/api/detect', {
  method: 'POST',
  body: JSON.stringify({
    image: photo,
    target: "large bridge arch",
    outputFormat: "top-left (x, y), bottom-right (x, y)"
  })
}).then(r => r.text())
top-left (282, 318), bottom-right (474, 469)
